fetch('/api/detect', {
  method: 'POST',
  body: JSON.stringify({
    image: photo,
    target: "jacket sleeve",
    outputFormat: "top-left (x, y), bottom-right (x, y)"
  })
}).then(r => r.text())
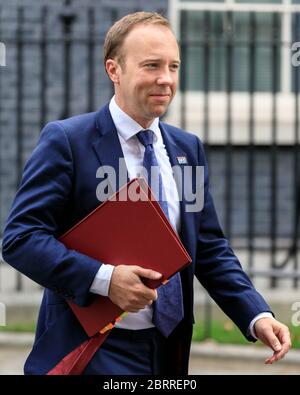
top-left (194, 137), bottom-right (272, 340)
top-left (2, 122), bottom-right (101, 307)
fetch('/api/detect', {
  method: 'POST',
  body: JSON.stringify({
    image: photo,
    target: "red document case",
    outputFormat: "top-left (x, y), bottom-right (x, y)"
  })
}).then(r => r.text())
top-left (59, 178), bottom-right (192, 337)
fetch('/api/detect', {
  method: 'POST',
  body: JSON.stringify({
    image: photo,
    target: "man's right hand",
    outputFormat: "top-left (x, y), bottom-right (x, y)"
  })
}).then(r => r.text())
top-left (108, 265), bottom-right (162, 312)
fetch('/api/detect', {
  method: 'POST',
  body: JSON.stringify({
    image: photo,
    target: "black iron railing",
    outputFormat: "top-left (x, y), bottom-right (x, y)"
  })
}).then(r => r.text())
top-left (0, 4), bottom-right (299, 291)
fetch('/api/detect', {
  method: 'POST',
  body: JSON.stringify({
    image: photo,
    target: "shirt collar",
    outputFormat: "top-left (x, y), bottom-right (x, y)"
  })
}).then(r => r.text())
top-left (109, 96), bottom-right (160, 143)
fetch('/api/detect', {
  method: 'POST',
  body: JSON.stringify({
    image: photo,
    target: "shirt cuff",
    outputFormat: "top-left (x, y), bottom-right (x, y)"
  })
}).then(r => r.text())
top-left (248, 312), bottom-right (274, 339)
top-left (89, 264), bottom-right (115, 296)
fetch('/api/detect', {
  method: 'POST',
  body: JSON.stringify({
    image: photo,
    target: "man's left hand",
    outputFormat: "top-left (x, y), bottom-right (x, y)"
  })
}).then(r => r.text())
top-left (254, 317), bottom-right (291, 364)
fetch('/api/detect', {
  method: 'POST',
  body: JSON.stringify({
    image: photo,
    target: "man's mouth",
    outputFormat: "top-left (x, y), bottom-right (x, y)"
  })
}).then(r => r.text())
top-left (150, 93), bottom-right (170, 96)
top-left (149, 94), bottom-right (171, 100)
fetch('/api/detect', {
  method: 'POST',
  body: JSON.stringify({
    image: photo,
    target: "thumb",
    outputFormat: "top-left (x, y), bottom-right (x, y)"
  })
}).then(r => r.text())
top-left (133, 266), bottom-right (162, 280)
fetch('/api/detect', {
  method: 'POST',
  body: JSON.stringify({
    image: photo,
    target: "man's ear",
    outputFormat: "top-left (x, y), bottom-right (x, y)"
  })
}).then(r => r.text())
top-left (105, 59), bottom-right (120, 84)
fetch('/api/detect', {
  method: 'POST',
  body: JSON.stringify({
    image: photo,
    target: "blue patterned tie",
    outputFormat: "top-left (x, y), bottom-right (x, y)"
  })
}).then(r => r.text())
top-left (136, 129), bottom-right (184, 337)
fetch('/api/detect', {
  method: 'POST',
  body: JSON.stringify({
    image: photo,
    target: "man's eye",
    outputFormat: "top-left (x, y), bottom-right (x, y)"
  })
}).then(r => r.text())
top-left (146, 63), bottom-right (158, 69)
top-left (170, 64), bottom-right (179, 70)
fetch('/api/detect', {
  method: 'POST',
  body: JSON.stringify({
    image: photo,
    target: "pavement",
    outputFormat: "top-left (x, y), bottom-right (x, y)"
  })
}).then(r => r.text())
top-left (0, 333), bottom-right (299, 375)
top-left (1, 257), bottom-right (300, 375)
top-left (189, 341), bottom-right (300, 374)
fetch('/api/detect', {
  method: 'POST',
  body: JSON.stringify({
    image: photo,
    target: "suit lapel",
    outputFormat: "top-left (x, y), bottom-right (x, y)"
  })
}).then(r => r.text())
top-left (92, 103), bottom-right (129, 195)
top-left (91, 106), bottom-right (193, 250)
top-left (159, 122), bottom-right (193, 247)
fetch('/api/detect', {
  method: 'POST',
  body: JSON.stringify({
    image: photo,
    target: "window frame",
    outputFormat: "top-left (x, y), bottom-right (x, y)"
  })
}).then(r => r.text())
top-left (169, 0), bottom-right (300, 93)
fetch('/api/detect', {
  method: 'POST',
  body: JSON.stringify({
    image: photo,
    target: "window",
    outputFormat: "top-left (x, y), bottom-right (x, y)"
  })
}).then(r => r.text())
top-left (172, 0), bottom-right (300, 93)
top-left (180, 10), bottom-right (281, 92)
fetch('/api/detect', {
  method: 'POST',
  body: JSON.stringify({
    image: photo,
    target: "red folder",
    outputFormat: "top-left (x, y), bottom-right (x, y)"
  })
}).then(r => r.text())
top-left (59, 178), bottom-right (191, 337)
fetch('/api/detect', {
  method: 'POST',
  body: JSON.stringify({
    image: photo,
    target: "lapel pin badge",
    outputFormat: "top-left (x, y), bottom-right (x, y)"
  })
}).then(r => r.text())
top-left (177, 156), bottom-right (188, 165)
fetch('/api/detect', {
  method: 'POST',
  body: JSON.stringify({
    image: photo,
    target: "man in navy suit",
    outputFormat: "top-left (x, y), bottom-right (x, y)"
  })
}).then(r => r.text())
top-left (2, 12), bottom-right (291, 375)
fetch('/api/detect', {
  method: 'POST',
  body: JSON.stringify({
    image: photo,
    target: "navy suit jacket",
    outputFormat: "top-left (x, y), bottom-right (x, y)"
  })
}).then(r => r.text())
top-left (2, 103), bottom-right (271, 374)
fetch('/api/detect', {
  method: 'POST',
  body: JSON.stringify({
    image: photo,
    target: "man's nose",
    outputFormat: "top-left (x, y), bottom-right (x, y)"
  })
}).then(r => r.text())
top-left (156, 68), bottom-right (173, 85)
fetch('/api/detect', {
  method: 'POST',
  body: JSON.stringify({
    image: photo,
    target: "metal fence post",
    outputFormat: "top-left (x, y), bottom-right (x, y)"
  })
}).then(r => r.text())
top-left (59, 0), bottom-right (76, 119)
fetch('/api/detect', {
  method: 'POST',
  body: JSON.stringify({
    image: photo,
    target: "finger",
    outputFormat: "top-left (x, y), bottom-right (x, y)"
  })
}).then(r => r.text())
top-left (139, 293), bottom-right (155, 305)
top-left (265, 352), bottom-right (280, 364)
top-left (139, 285), bottom-right (158, 302)
top-left (141, 290), bottom-right (157, 303)
top-left (265, 354), bottom-right (276, 364)
top-left (137, 296), bottom-right (153, 306)
top-left (263, 329), bottom-right (282, 352)
top-left (264, 341), bottom-right (290, 364)
top-left (265, 350), bottom-right (284, 364)
top-left (133, 266), bottom-right (162, 280)
top-left (146, 290), bottom-right (158, 303)
top-left (273, 339), bottom-right (291, 360)
top-left (279, 329), bottom-right (292, 350)
top-left (266, 327), bottom-right (291, 362)
top-left (121, 295), bottom-right (145, 312)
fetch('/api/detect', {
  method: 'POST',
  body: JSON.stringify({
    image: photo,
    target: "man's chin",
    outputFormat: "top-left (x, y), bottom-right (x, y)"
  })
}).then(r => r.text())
top-left (150, 104), bottom-right (169, 118)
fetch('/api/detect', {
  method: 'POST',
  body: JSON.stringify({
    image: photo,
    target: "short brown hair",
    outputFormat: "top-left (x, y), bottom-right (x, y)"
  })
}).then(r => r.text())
top-left (103, 12), bottom-right (172, 68)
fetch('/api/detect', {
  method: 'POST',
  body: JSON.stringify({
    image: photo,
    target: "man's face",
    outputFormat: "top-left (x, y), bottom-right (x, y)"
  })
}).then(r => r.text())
top-left (107, 24), bottom-right (180, 128)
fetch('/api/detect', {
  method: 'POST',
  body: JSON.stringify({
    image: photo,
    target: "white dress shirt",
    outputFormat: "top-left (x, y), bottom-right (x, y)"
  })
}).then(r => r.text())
top-left (89, 97), bottom-right (273, 335)
top-left (90, 96), bottom-right (180, 329)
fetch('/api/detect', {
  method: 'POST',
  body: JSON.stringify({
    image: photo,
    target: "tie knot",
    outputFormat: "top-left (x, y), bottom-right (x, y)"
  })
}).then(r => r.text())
top-left (136, 129), bottom-right (154, 148)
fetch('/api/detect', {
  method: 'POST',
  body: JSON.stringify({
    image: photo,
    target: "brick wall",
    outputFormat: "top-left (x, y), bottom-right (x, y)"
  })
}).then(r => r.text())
top-left (208, 147), bottom-right (295, 238)
top-left (0, 0), bottom-right (168, 233)
top-left (0, 0), bottom-right (296, 241)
